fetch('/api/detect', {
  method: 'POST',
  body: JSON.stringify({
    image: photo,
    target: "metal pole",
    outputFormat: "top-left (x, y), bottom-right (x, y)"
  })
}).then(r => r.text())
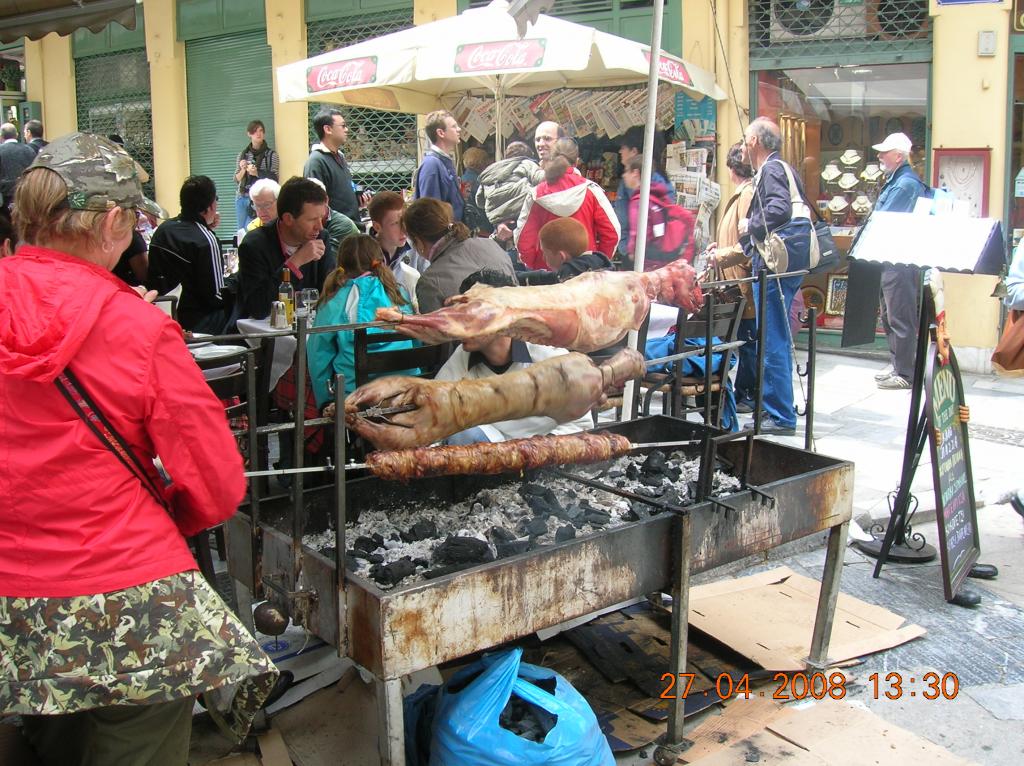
top-left (806, 521), bottom-right (849, 669)
top-left (334, 373), bottom-right (349, 658)
top-left (656, 511), bottom-right (692, 764)
top-left (753, 271), bottom-right (768, 434)
top-left (246, 346), bottom-right (262, 597)
top-left (702, 290), bottom-right (714, 425)
top-left (621, 0), bottom-right (664, 419)
top-left (292, 315), bottom-right (308, 590)
top-left (804, 306), bottom-right (817, 452)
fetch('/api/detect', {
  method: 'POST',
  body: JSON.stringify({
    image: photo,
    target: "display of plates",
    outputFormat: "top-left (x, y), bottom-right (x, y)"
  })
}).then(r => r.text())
top-left (191, 344), bottom-right (247, 361)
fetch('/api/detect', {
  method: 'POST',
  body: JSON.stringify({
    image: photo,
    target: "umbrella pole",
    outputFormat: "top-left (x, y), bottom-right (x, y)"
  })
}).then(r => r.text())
top-left (621, 0), bottom-right (664, 422)
top-left (495, 82), bottom-right (504, 160)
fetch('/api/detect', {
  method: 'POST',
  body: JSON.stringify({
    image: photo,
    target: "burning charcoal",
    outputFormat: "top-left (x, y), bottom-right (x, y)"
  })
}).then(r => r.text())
top-left (489, 526), bottom-right (517, 544)
top-left (666, 465), bottom-right (682, 482)
top-left (563, 503), bottom-right (583, 521)
top-left (615, 479), bottom-right (626, 488)
top-left (389, 532), bottom-right (401, 541)
top-left (625, 462), bottom-right (641, 480)
top-left (348, 548), bottom-right (384, 565)
top-left (413, 558), bottom-right (429, 569)
top-left (584, 507), bottom-right (611, 526)
top-left (525, 494), bottom-right (554, 518)
top-left (369, 557), bottom-right (418, 587)
top-left (607, 468), bottom-right (625, 479)
top-left (522, 517), bottom-right (548, 538)
top-left (635, 485), bottom-right (665, 498)
top-left (431, 536), bottom-right (494, 567)
top-left (496, 540), bottom-right (532, 558)
top-left (641, 450), bottom-right (669, 476)
top-left (640, 474), bottom-right (665, 488)
top-left (555, 525), bottom-right (576, 543)
top-left (401, 519), bottom-right (438, 543)
top-left (473, 490), bottom-right (496, 508)
top-left (353, 535), bottom-right (381, 554)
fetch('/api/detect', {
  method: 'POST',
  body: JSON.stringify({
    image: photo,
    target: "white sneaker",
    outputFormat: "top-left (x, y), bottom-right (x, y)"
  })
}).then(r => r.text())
top-left (874, 366), bottom-right (894, 382)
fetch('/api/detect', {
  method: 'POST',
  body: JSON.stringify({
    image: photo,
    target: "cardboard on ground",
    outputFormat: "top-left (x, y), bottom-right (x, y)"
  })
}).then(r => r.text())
top-left (687, 568), bottom-right (926, 671)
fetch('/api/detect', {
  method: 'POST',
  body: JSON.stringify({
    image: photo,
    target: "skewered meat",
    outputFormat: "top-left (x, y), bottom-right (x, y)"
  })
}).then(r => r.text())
top-left (365, 432), bottom-right (633, 481)
top-left (346, 348), bottom-right (645, 450)
top-left (375, 258), bottom-right (703, 353)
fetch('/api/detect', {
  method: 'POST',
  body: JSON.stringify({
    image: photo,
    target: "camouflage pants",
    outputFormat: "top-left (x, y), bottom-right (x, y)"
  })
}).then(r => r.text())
top-left (0, 570), bottom-right (277, 742)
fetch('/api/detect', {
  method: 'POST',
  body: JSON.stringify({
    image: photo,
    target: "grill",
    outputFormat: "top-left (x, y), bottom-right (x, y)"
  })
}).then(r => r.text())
top-left (226, 415), bottom-right (852, 765)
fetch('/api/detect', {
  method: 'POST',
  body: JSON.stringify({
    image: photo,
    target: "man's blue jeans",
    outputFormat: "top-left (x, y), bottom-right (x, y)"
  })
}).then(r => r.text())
top-left (753, 273), bottom-right (802, 428)
top-left (734, 317), bottom-right (758, 403)
top-left (235, 195), bottom-right (253, 230)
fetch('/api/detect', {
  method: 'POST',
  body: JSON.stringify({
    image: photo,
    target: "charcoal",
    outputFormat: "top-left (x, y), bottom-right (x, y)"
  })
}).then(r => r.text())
top-left (353, 535), bottom-right (382, 554)
top-left (616, 479), bottom-right (627, 488)
top-left (635, 485), bottom-right (664, 498)
top-left (496, 540), bottom-right (532, 558)
top-left (640, 474), bottom-right (665, 488)
top-left (389, 532), bottom-right (401, 541)
top-left (607, 468), bottom-right (625, 479)
top-left (498, 685), bottom-right (558, 742)
top-left (584, 507), bottom-right (611, 526)
top-left (622, 501), bottom-right (652, 522)
top-left (401, 519), bottom-right (438, 543)
top-left (563, 503), bottom-right (584, 520)
top-left (522, 517), bottom-right (548, 538)
top-left (349, 548), bottom-right (384, 564)
top-left (343, 551), bottom-right (358, 572)
top-left (555, 525), bottom-right (576, 543)
top-left (525, 494), bottom-right (555, 517)
top-left (412, 558), bottom-right (429, 569)
top-left (641, 450), bottom-right (669, 476)
top-left (473, 490), bottom-right (496, 508)
top-left (626, 462), bottom-right (641, 480)
top-left (431, 536), bottom-right (494, 567)
top-left (369, 557), bottom-right (417, 587)
top-left (488, 526), bottom-right (517, 544)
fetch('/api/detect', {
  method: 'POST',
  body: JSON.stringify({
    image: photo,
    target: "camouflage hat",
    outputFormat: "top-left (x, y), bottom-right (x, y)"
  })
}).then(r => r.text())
top-left (30, 132), bottom-right (165, 219)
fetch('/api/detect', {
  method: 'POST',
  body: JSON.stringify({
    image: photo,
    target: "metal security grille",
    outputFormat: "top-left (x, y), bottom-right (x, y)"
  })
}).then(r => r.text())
top-left (749, 0), bottom-right (931, 64)
top-left (307, 10), bottom-right (417, 194)
top-left (75, 49), bottom-right (154, 199)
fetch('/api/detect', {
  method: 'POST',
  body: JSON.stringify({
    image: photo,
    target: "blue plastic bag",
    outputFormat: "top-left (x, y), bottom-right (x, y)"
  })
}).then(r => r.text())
top-left (429, 648), bottom-right (614, 766)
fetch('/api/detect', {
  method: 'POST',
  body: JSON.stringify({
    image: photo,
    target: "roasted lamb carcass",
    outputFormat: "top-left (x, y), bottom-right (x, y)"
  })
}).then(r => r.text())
top-left (345, 348), bottom-right (645, 450)
top-left (375, 258), bottom-right (703, 353)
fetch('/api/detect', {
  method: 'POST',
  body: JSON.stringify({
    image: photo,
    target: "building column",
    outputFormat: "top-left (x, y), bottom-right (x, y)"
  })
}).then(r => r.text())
top-left (930, 0), bottom-right (1011, 218)
top-left (23, 34), bottom-right (77, 137)
top-left (266, 0), bottom-right (309, 180)
top-left (144, 0), bottom-right (189, 215)
top-left (414, 0), bottom-right (457, 26)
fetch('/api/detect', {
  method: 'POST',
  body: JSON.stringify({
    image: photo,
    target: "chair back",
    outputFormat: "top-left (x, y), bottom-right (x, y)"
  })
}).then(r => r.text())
top-left (353, 328), bottom-right (451, 387)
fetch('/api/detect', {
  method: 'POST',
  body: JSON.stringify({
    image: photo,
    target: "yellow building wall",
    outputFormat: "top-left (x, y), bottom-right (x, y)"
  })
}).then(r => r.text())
top-left (930, 0), bottom-right (1012, 218)
top-left (414, 0), bottom-right (457, 26)
top-left (23, 34), bottom-right (76, 138)
top-left (266, 0), bottom-right (308, 180)
top-left (144, 0), bottom-right (190, 215)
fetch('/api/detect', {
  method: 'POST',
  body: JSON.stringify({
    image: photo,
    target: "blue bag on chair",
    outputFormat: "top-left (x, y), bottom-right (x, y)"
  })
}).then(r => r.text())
top-left (429, 648), bottom-right (614, 766)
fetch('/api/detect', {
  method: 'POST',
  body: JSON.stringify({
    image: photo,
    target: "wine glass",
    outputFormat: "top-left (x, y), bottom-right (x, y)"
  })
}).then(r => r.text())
top-left (301, 288), bottom-right (319, 323)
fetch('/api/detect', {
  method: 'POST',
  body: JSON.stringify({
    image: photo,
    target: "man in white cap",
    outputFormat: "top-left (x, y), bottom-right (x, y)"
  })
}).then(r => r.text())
top-left (870, 132), bottom-right (929, 390)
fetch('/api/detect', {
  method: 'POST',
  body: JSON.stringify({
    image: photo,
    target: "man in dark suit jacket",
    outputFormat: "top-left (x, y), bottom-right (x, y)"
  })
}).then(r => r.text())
top-left (0, 122), bottom-right (37, 208)
top-left (23, 120), bottom-right (47, 155)
top-left (739, 117), bottom-right (812, 436)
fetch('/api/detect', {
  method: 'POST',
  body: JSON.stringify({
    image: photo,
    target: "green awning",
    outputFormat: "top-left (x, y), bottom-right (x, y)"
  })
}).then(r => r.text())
top-left (0, 0), bottom-right (136, 44)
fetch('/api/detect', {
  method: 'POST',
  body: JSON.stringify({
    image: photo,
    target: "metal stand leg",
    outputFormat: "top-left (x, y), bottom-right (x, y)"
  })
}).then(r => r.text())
top-left (376, 676), bottom-right (405, 766)
top-left (234, 579), bottom-right (256, 635)
top-left (806, 521), bottom-right (849, 669)
top-left (654, 512), bottom-right (692, 765)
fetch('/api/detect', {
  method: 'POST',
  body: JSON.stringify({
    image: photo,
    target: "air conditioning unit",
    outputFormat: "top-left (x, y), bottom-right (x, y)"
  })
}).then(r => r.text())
top-left (770, 0), bottom-right (867, 43)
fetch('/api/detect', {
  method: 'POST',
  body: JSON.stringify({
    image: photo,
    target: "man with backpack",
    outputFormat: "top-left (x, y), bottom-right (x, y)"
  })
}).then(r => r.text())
top-left (870, 132), bottom-right (928, 391)
top-left (621, 155), bottom-right (695, 268)
top-left (414, 110), bottom-right (464, 223)
top-left (740, 117), bottom-right (813, 436)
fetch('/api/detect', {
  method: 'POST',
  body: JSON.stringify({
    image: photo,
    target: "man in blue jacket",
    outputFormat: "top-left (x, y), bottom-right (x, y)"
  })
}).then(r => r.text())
top-left (870, 132), bottom-right (929, 390)
top-left (740, 117), bottom-right (812, 435)
top-left (414, 110), bottom-right (464, 222)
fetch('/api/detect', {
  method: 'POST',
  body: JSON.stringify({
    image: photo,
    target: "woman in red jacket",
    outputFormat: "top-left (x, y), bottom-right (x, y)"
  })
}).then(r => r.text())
top-left (515, 137), bottom-right (620, 271)
top-left (0, 133), bottom-right (277, 765)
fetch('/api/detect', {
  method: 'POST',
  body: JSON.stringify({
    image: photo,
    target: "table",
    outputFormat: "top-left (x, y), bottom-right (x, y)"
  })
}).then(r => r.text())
top-left (236, 317), bottom-right (297, 390)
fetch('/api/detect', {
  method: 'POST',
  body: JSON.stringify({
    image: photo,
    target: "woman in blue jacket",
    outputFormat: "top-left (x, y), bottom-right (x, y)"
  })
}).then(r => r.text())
top-left (307, 234), bottom-right (418, 408)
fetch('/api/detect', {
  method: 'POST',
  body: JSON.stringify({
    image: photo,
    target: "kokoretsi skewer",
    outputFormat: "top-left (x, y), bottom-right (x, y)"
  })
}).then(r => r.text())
top-left (363, 432), bottom-right (634, 481)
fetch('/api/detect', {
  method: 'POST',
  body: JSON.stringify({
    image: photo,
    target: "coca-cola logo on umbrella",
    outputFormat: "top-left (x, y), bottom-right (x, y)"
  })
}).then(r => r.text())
top-left (307, 57), bottom-right (378, 93)
top-left (454, 39), bottom-right (546, 73)
top-left (644, 52), bottom-right (692, 87)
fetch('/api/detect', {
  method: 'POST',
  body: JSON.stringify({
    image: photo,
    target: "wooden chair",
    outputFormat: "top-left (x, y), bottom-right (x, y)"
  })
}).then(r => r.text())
top-left (353, 328), bottom-right (451, 386)
top-left (588, 313), bottom-right (651, 425)
top-left (639, 298), bottom-right (746, 427)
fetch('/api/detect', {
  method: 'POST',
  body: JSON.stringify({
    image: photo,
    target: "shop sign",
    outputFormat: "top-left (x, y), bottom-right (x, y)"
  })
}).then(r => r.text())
top-left (454, 40), bottom-right (546, 73)
top-left (644, 52), bottom-right (692, 87)
top-left (1015, 168), bottom-right (1024, 198)
top-left (937, 0), bottom-right (1000, 5)
top-left (307, 57), bottom-right (378, 93)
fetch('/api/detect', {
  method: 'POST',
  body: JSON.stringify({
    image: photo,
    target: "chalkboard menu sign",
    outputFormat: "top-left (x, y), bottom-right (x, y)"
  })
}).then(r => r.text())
top-left (925, 345), bottom-right (981, 601)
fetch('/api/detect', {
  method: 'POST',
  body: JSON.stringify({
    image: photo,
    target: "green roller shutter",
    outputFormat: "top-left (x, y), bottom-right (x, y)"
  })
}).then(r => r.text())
top-left (186, 32), bottom-right (274, 238)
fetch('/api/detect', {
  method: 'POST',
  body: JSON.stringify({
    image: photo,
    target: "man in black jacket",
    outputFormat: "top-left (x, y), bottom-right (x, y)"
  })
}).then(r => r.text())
top-left (238, 177), bottom-right (335, 320)
top-left (147, 175), bottom-right (230, 333)
top-left (739, 117), bottom-right (812, 436)
top-left (303, 109), bottom-right (367, 221)
top-left (23, 120), bottom-right (47, 155)
top-left (0, 123), bottom-right (35, 209)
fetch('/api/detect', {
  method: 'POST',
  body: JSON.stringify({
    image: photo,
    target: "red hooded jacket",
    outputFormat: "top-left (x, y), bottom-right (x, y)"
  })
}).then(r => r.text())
top-left (0, 246), bottom-right (246, 598)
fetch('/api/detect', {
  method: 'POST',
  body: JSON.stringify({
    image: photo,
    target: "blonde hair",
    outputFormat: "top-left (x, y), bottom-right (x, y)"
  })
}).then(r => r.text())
top-left (14, 168), bottom-right (135, 250)
top-left (319, 234), bottom-right (408, 309)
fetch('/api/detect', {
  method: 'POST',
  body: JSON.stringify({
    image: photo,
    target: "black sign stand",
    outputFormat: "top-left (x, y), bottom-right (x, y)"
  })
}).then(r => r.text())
top-left (854, 279), bottom-right (938, 565)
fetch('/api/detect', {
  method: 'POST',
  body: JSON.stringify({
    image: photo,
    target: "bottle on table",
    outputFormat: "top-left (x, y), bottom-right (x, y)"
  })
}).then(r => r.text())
top-left (278, 268), bottom-right (294, 325)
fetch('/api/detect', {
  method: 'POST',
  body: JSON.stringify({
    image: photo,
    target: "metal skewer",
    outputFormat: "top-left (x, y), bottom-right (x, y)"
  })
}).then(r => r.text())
top-left (644, 340), bottom-right (746, 369)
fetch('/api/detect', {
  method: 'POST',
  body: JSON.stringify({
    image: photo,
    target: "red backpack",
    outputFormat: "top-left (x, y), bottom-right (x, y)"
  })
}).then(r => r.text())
top-left (629, 186), bottom-right (696, 268)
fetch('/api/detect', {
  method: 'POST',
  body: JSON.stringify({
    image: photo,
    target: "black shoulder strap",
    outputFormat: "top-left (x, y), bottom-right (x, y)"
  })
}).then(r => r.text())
top-left (54, 368), bottom-right (171, 513)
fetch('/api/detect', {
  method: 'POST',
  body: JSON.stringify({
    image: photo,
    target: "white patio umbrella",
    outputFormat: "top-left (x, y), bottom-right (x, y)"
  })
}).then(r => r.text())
top-left (276, 0), bottom-right (725, 150)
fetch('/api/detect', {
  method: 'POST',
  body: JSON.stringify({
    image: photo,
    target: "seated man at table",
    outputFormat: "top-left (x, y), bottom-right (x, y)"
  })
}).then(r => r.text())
top-left (238, 176), bottom-right (336, 320)
top-left (518, 217), bottom-right (613, 286)
top-left (147, 175), bottom-right (231, 333)
top-left (435, 269), bottom-right (594, 445)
